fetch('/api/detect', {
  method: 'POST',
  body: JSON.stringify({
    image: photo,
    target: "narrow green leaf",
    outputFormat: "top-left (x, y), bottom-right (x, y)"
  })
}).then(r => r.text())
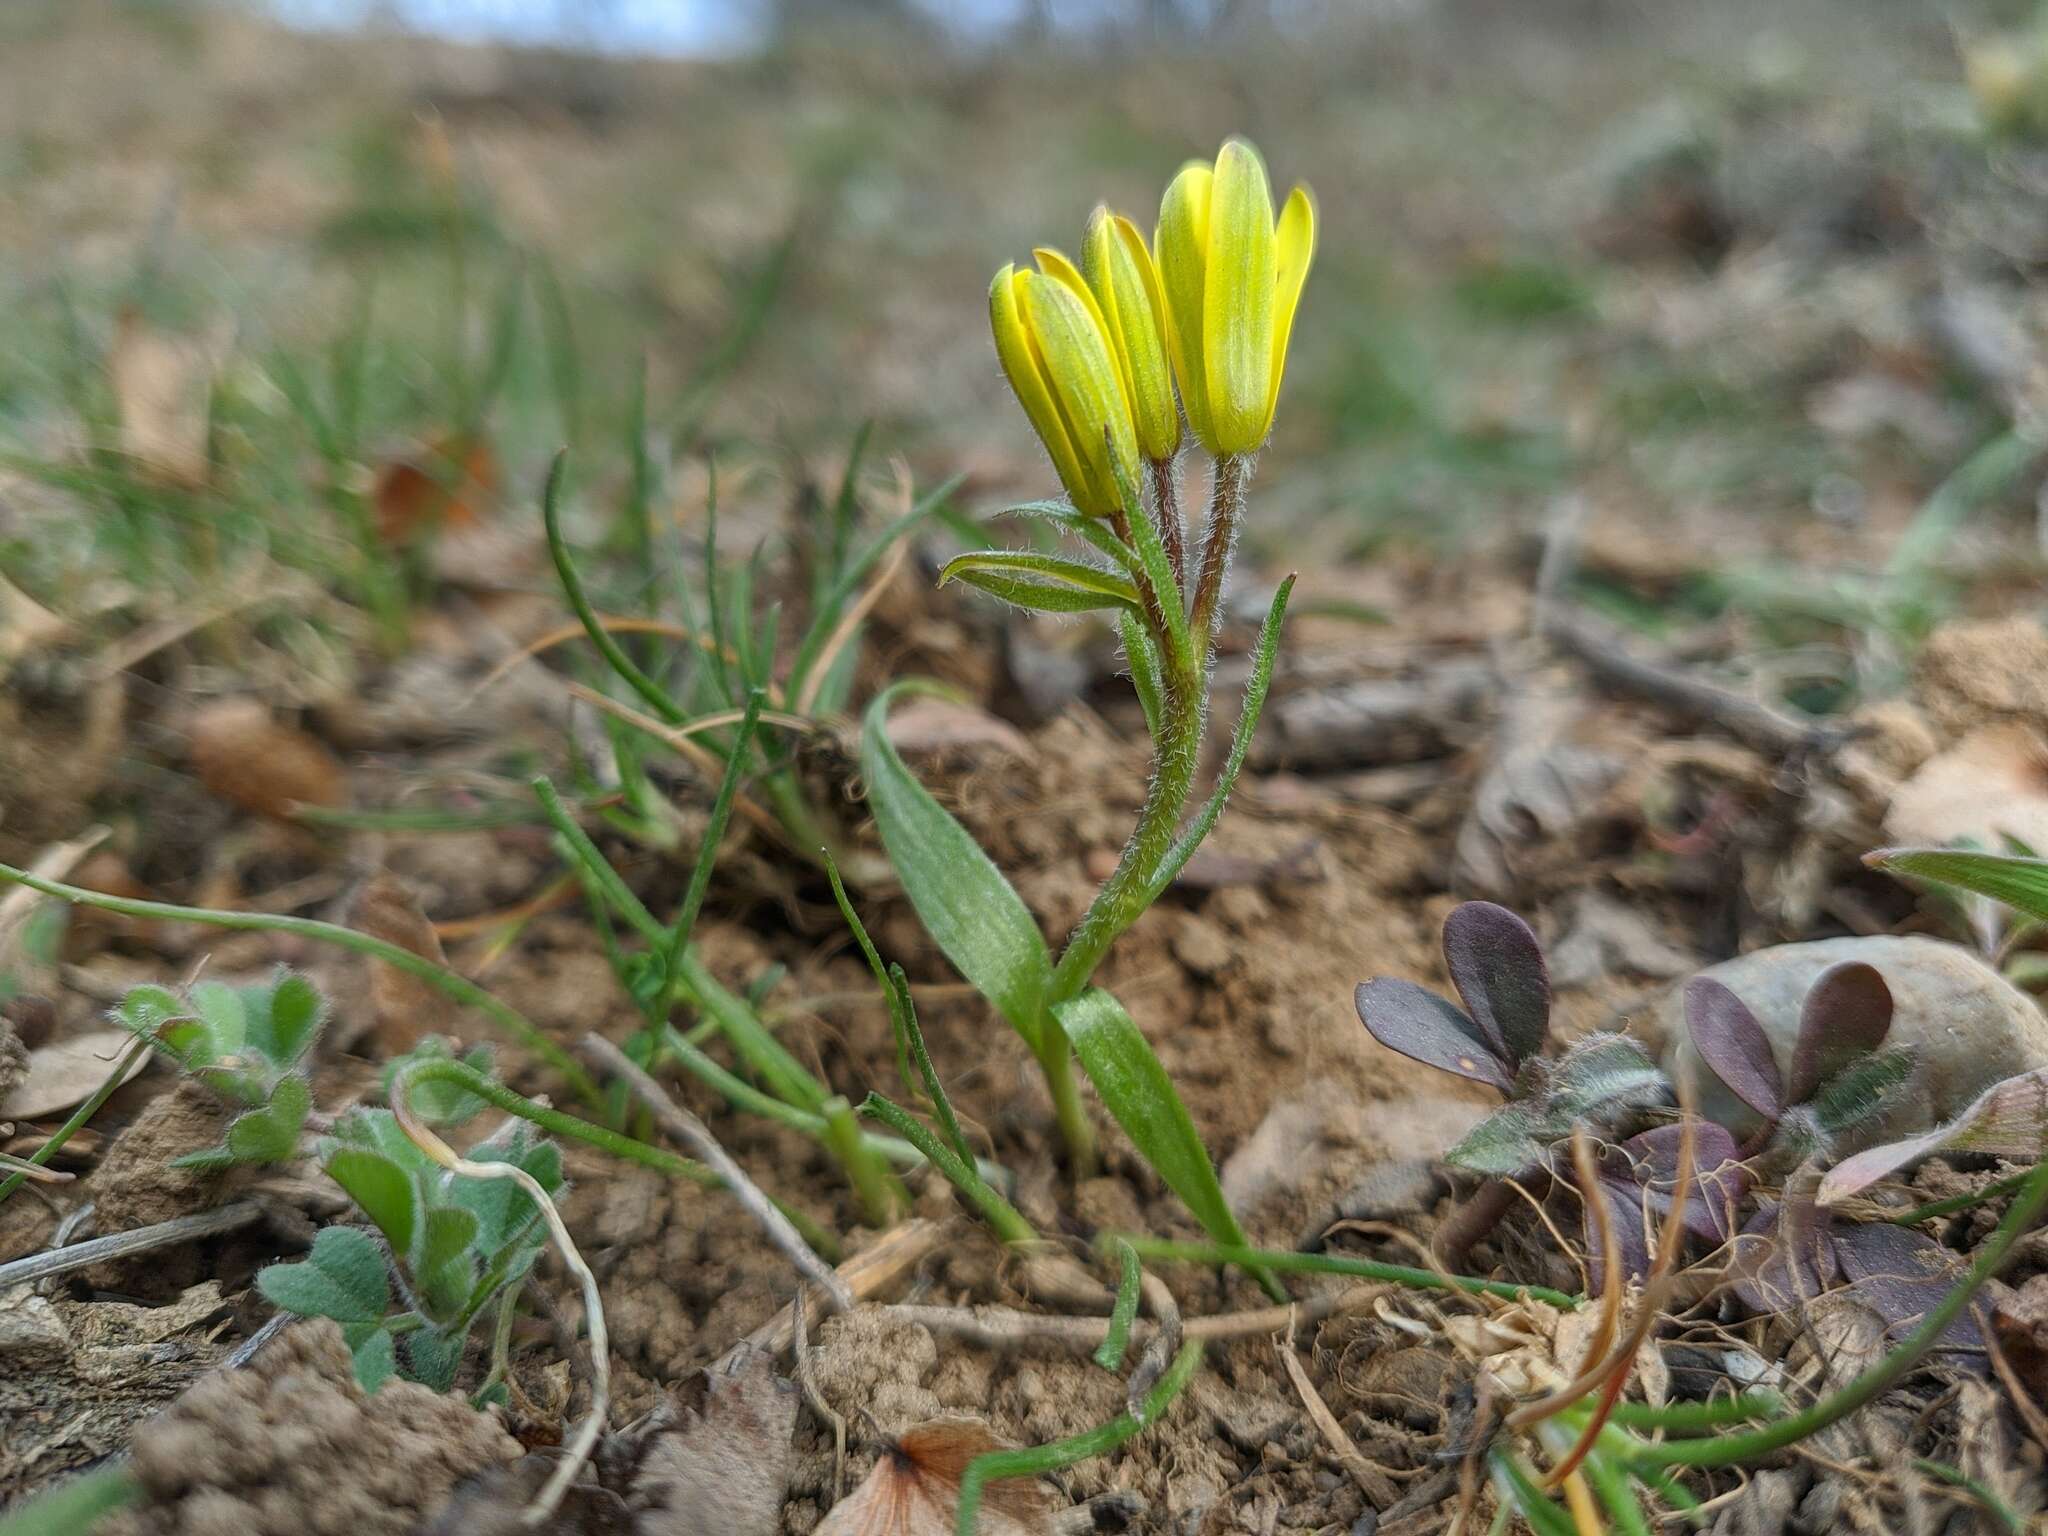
top-left (325, 1147), bottom-right (419, 1256)
top-left (1870, 847), bottom-right (2048, 925)
top-left (940, 550), bottom-right (1142, 613)
top-left (943, 566), bottom-right (1142, 617)
top-left (1118, 611), bottom-right (1163, 737)
top-left (1810, 1044), bottom-right (1918, 1137)
top-left (1094, 1238), bottom-right (1142, 1371)
top-left (862, 682), bottom-right (1052, 1048)
top-left (995, 499), bottom-right (1142, 573)
top-left (1053, 988), bottom-right (1276, 1296)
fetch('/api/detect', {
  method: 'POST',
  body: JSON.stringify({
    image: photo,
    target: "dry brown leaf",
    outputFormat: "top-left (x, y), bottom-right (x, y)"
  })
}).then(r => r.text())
top-left (109, 307), bottom-right (214, 487)
top-left (351, 872), bottom-right (457, 1055)
top-left (815, 1419), bottom-right (1051, 1536)
top-left (1, 1026), bottom-right (149, 1120)
top-left (187, 698), bottom-right (347, 821)
top-left (1885, 722), bottom-right (2048, 853)
top-left (373, 432), bottom-right (498, 547)
top-left (629, 1345), bottom-right (799, 1536)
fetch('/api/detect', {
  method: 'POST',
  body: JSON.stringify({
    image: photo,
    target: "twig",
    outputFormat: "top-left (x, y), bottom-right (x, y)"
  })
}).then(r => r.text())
top-left (739, 1218), bottom-right (945, 1356)
top-left (1542, 613), bottom-right (1843, 758)
top-left (878, 1284), bottom-right (1391, 1352)
top-left (580, 1034), bottom-right (852, 1314)
top-left (0, 1200), bottom-right (265, 1289)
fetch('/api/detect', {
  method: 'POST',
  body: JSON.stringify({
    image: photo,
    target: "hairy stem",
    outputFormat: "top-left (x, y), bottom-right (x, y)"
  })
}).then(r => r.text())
top-left (1148, 456), bottom-right (1186, 596)
top-left (1189, 453), bottom-right (1250, 646)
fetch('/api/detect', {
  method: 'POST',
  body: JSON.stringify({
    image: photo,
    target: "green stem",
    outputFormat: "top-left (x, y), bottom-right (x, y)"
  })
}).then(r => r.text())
top-left (1635, 1155), bottom-right (2048, 1468)
top-left (1093, 1237), bottom-right (1142, 1372)
top-left (822, 1095), bottom-right (910, 1226)
top-left (1188, 453), bottom-right (1249, 648)
top-left (858, 1093), bottom-right (1037, 1244)
top-left (0, 864), bottom-right (599, 1106)
top-left (955, 1340), bottom-right (1204, 1536)
top-left (1890, 1170), bottom-right (2030, 1225)
top-left (1034, 1026), bottom-right (1098, 1179)
top-left (396, 1058), bottom-right (841, 1261)
top-left (1117, 1235), bottom-right (1582, 1309)
top-left (0, 1034), bottom-right (151, 1205)
top-left (1603, 1391), bottom-right (1780, 1434)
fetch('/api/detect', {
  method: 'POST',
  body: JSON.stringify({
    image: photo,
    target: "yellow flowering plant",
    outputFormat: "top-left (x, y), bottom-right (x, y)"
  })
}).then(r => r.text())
top-left (862, 137), bottom-right (1312, 1288)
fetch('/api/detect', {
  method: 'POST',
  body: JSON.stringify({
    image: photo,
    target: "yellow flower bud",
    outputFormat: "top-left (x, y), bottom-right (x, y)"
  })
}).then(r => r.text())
top-left (989, 252), bottom-right (1143, 519)
top-left (1083, 206), bottom-right (1181, 462)
top-left (1154, 137), bottom-right (1315, 457)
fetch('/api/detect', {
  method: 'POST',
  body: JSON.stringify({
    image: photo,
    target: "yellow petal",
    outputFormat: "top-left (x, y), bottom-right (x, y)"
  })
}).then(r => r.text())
top-left (1155, 160), bottom-right (1216, 454)
top-left (1087, 209), bottom-right (1180, 461)
top-left (1033, 245), bottom-right (1130, 421)
top-left (1021, 270), bottom-right (1139, 516)
top-left (990, 265), bottom-right (1094, 514)
top-left (1258, 183), bottom-right (1316, 442)
top-left (1203, 137), bottom-right (1277, 456)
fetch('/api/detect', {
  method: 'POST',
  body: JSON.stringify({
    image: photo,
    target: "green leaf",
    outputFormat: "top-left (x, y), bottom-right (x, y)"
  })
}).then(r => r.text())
top-left (939, 550), bottom-right (1143, 618)
top-left (1547, 1034), bottom-right (1668, 1121)
top-left (115, 984), bottom-right (187, 1050)
top-left (324, 1147), bottom-right (420, 1256)
top-left (224, 1075), bottom-right (311, 1164)
top-left (448, 1129), bottom-right (562, 1253)
top-left (862, 682), bottom-right (1052, 1048)
top-left (188, 981), bottom-right (247, 1056)
top-left (258, 972), bottom-right (326, 1065)
top-left (1118, 611), bottom-right (1163, 737)
top-left (415, 1204), bottom-right (480, 1280)
top-left (348, 1325), bottom-right (397, 1393)
top-left (1870, 847), bottom-right (2048, 925)
top-left (1809, 1044), bottom-right (1919, 1138)
top-left (256, 1227), bottom-right (390, 1323)
top-left (166, 1145), bottom-right (237, 1172)
top-left (404, 1328), bottom-right (461, 1392)
top-left (993, 499), bottom-right (1142, 573)
top-left (386, 1040), bottom-right (496, 1126)
top-left (1445, 1100), bottom-right (1556, 1176)
top-left (1054, 988), bottom-right (1275, 1295)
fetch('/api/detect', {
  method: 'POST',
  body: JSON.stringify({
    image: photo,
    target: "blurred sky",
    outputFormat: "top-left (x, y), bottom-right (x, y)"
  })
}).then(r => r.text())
top-left (265, 0), bottom-right (1187, 55)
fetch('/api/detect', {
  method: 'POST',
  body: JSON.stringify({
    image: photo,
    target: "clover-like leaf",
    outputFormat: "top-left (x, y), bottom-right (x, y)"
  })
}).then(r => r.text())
top-left (222, 1074), bottom-right (311, 1164)
top-left (449, 1127), bottom-right (563, 1254)
top-left (1441, 901), bottom-right (1550, 1067)
top-left (384, 1038), bottom-right (496, 1127)
top-left (1684, 977), bottom-right (1783, 1124)
top-left (187, 980), bottom-right (248, 1057)
top-left (404, 1327), bottom-right (462, 1392)
top-left (1789, 961), bottom-right (1893, 1104)
top-left (253, 971), bottom-right (326, 1067)
top-left (325, 1146), bottom-right (421, 1257)
top-left (348, 1324), bottom-right (398, 1393)
top-left (1620, 1121), bottom-right (1748, 1244)
top-left (257, 1227), bottom-right (390, 1324)
top-left (116, 984), bottom-right (190, 1052)
top-left (1832, 1222), bottom-right (1982, 1351)
top-left (1354, 978), bottom-right (1512, 1093)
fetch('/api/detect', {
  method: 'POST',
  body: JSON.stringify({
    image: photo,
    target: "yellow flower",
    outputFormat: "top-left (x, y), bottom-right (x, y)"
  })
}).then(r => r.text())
top-left (989, 251), bottom-right (1143, 519)
top-left (1154, 137), bottom-right (1315, 457)
top-left (1082, 206), bottom-right (1180, 462)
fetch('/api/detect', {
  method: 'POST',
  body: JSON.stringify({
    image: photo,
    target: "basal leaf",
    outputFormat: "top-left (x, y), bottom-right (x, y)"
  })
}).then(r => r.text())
top-left (324, 1146), bottom-right (420, 1256)
top-left (1807, 1043), bottom-right (1917, 1140)
top-left (1353, 978), bottom-right (1512, 1092)
top-left (1820, 1063), bottom-right (2048, 1203)
top-left (1684, 977), bottom-right (1783, 1123)
top-left (1548, 1034), bottom-right (1669, 1122)
top-left (188, 980), bottom-right (247, 1057)
top-left (1832, 1222), bottom-right (1982, 1350)
top-left (1055, 988), bottom-right (1276, 1296)
top-left (1441, 902), bottom-right (1551, 1067)
top-left (224, 1074), bottom-right (310, 1164)
top-left (260, 971), bottom-right (326, 1066)
top-left (416, 1204), bottom-right (480, 1280)
top-left (349, 1325), bottom-right (398, 1393)
top-left (116, 984), bottom-right (187, 1050)
top-left (1789, 961), bottom-right (1893, 1104)
top-left (404, 1327), bottom-right (461, 1392)
top-left (862, 683), bottom-right (1052, 1048)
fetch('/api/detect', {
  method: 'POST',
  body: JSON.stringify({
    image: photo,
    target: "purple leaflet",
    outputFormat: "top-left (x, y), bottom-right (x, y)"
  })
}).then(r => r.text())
top-left (1582, 1121), bottom-right (1749, 1289)
top-left (1354, 978), bottom-right (1514, 1093)
top-left (1788, 962), bottom-right (1893, 1105)
top-left (1684, 977), bottom-right (1784, 1126)
top-left (1441, 901), bottom-right (1551, 1069)
top-left (1831, 1221), bottom-right (1983, 1353)
top-left (1729, 1198), bottom-right (1838, 1315)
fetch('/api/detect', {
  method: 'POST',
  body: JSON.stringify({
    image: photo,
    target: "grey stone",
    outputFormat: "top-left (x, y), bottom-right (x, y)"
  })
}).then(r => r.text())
top-left (1632, 935), bottom-right (2048, 1146)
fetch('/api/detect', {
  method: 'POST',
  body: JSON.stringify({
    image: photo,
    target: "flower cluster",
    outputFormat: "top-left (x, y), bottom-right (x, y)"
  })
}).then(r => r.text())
top-left (990, 137), bottom-right (1315, 517)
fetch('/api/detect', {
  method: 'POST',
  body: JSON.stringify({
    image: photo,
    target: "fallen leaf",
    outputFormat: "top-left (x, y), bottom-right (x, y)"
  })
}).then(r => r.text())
top-left (351, 872), bottom-right (457, 1056)
top-left (373, 432), bottom-right (497, 546)
top-left (816, 1419), bottom-right (1050, 1536)
top-left (628, 1344), bottom-right (799, 1536)
top-left (1, 1027), bottom-right (149, 1120)
top-left (109, 307), bottom-right (215, 487)
top-left (188, 698), bottom-right (347, 821)
top-left (1885, 724), bottom-right (2048, 854)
